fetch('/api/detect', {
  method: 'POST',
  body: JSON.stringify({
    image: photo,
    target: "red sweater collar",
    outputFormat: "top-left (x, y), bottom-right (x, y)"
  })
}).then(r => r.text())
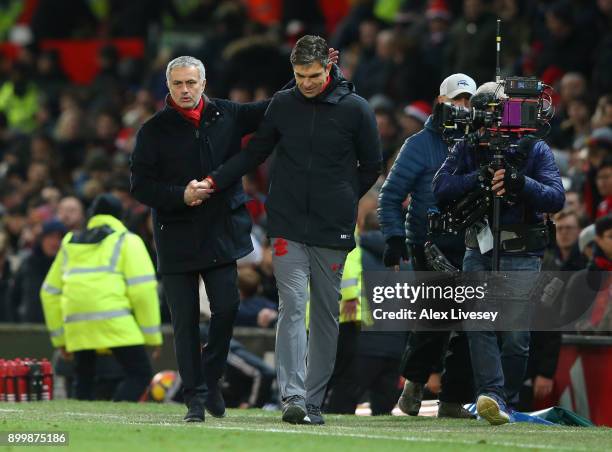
top-left (168, 96), bottom-right (205, 128)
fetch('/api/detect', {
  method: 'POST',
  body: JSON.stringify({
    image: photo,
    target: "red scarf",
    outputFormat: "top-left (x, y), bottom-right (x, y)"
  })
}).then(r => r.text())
top-left (320, 75), bottom-right (331, 93)
top-left (169, 96), bottom-right (205, 128)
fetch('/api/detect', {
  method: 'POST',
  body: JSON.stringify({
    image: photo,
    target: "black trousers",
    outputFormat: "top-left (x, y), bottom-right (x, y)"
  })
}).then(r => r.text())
top-left (73, 345), bottom-right (152, 401)
top-left (356, 355), bottom-right (402, 415)
top-left (325, 322), bottom-right (360, 414)
top-left (400, 331), bottom-right (474, 403)
top-left (162, 262), bottom-right (239, 405)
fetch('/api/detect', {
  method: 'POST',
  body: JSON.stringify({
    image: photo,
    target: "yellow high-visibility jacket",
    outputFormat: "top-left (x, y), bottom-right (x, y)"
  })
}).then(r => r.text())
top-left (40, 214), bottom-right (162, 352)
top-left (339, 245), bottom-right (362, 323)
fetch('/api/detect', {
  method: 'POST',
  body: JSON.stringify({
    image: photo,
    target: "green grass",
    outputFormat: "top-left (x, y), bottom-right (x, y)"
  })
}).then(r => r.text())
top-left (1, 401), bottom-right (611, 451)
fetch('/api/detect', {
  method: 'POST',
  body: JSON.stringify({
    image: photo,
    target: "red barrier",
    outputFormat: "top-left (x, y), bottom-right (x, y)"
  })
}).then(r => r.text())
top-left (551, 341), bottom-right (612, 426)
top-left (39, 38), bottom-right (145, 85)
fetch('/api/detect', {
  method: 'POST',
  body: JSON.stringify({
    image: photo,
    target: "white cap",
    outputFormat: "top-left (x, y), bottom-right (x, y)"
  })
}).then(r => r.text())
top-left (578, 224), bottom-right (596, 253)
top-left (439, 73), bottom-right (477, 99)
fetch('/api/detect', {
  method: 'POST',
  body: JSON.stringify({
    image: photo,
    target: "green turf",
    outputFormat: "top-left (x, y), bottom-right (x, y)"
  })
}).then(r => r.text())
top-left (0, 401), bottom-right (610, 451)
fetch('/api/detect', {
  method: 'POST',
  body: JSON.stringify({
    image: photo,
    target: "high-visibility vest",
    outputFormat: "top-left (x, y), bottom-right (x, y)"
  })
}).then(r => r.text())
top-left (339, 245), bottom-right (362, 323)
top-left (40, 214), bottom-right (162, 352)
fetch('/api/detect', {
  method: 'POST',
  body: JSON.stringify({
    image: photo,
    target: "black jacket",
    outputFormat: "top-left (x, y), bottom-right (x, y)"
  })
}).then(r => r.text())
top-left (130, 96), bottom-right (270, 273)
top-left (211, 66), bottom-right (382, 250)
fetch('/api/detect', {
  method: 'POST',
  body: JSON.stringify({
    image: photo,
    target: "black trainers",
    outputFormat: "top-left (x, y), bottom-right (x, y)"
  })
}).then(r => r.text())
top-left (281, 395), bottom-right (307, 424)
top-left (205, 384), bottom-right (226, 418)
top-left (183, 399), bottom-right (205, 423)
top-left (397, 380), bottom-right (424, 416)
top-left (305, 404), bottom-right (325, 425)
top-left (437, 401), bottom-right (477, 419)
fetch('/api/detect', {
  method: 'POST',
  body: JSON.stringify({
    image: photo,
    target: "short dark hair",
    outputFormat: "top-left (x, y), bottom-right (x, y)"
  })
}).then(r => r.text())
top-left (238, 267), bottom-right (261, 298)
top-left (290, 35), bottom-right (329, 68)
top-left (598, 155), bottom-right (612, 172)
top-left (595, 215), bottom-right (612, 237)
top-left (553, 208), bottom-right (579, 224)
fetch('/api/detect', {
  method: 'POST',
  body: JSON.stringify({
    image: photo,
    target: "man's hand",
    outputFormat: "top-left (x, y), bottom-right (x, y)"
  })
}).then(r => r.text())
top-left (328, 48), bottom-right (339, 65)
top-left (257, 308), bottom-right (278, 328)
top-left (491, 168), bottom-right (506, 196)
top-left (533, 375), bottom-right (554, 399)
top-left (383, 236), bottom-right (409, 270)
top-left (183, 179), bottom-right (213, 206)
top-left (58, 346), bottom-right (72, 360)
top-left (149, 346), bottom-right (162, 361)
top-left (426, 372), bottom-right (441, 394)
top-left (491, 166), bottom-right (525, 197)
top-left (341, 298), bottom-right (358, 321)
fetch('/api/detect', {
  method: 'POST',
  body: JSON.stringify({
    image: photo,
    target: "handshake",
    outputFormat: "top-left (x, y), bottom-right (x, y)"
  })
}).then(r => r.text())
top-left (183, 177), bottom-right (215, 207)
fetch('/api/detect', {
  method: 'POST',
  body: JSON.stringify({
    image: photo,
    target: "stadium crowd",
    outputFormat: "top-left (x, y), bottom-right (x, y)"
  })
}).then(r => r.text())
top-left (0, 0), bottom-right (611, 410)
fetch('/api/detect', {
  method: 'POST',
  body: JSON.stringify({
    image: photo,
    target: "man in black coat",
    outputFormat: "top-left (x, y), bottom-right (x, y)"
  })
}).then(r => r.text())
top-left (205, 35), bottom-right (381, 425)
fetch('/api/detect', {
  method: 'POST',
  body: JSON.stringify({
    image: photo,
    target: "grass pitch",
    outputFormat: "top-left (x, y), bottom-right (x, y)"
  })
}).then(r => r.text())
top-left (1, 401), bottom-right (611, 451)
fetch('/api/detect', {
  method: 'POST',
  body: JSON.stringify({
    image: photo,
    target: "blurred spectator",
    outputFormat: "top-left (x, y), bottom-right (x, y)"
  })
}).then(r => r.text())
top-left (591, 94), bottom-right (612, 130)
top-left (399, 100), bottom-right (432, 140)
top-left (543, 209), bottom-right (587, 271)
top-left (596, 156), bottom-right (612, 218)
top-left (351, 20), bottom-right (386, 100)
top-left (30, 0), bottom-right (97, 40)
top-left (373, 104), bottom-right (401, 165)
top-left (255, 241), bottom-right (278, 304)
top-left (494, 0), bottom-right (530, 74)
top-left (106, 0), bottom-right (178, 38)
top-left (537, 1), bottom-right (595, 77)
top-left (444, 0), bottom-right (497, 85)
top-left (422, 0), bottom-right (452, 83)
top-left (34, 51), bottom-right (68, 107)
top-left (562, 215), bottom-right (612, 335)
top-left (235, 267), bottom-right (277, 328)
top-left (580, 129), bottom-right (612, 220)
top-left (0, 230), bottom-right (13, 322)
top-left (10, 219), bottom-right (66, 322)
top-left (550, 96), bottom-right (592, 150)
top-left (0, 62), bottom-right (40, 133)
top-left (564, 190), bottom-right (586, 221)
top-left (579, 223), bottom-right (597, 261)
top-left (57, 196), bottom-right (85, 232)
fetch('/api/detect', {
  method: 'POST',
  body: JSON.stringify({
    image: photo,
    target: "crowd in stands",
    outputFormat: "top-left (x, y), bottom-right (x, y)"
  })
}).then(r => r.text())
top-left (0, 0), bottom-right (611, 339)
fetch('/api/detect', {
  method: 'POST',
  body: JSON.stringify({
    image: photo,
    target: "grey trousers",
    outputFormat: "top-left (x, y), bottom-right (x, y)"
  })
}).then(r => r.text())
top-left (271, 237), bottom-right (348, 408)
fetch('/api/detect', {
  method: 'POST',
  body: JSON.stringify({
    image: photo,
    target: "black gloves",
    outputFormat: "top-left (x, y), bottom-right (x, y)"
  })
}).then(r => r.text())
top-left (503, 164), bottom-right (525, 194)
top-left (478, 165), bottom-right (493, 190)
top-left (383, 236), bottom-right (409, 267)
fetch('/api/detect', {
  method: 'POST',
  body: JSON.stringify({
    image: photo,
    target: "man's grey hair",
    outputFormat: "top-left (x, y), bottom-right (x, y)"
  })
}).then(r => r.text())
top-left (290, 35), bottom-right (329, 68)
top-left (475, 81), bottom-right (506, 99)
top-left (166, 56), bottom-right (206, 81)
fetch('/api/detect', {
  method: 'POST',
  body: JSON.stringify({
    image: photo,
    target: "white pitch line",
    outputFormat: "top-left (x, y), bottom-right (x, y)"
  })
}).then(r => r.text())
top-left (1, 408), bottom-right (600, 451)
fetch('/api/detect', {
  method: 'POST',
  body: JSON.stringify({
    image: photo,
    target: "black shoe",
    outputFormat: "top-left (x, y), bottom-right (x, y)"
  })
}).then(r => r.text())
top-left (281, 395), bottom-right (307, 424)
top-left (205, 384), bottom-right (226, 418)
top-left (184, 399), bottom-right (205, 423)
top-left (397, 380), bottom-right (424, 416)
top-left (437, 401), bottom-right (477, 419)
top-left (305, 404), bottom-right (325, 425)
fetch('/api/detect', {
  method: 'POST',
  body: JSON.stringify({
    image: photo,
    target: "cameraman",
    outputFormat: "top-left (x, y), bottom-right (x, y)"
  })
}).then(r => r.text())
top-left (378, 74), bottom-right (477, 419)
top-left (432, 82), bottom-right (565, 425)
